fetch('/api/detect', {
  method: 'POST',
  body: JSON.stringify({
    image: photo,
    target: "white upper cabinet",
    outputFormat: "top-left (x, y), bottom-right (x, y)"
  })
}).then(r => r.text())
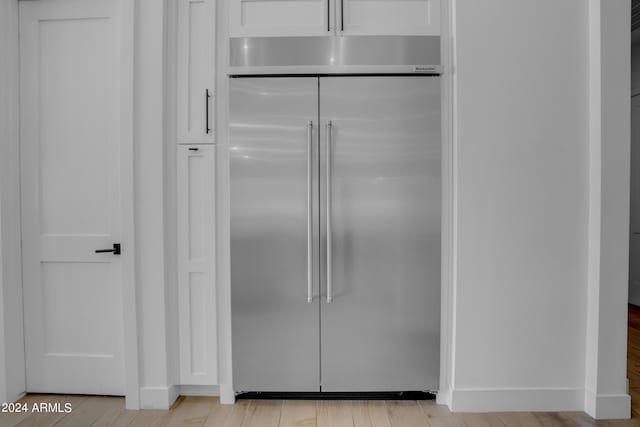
top-left (177, 0), bottom-right (215, 144)
top-left (229, 0), bottom-right (440, 37)
top-left (339, 0), bottom-right (440, 35)
top-left (230, 0), bottom-right (331, 37)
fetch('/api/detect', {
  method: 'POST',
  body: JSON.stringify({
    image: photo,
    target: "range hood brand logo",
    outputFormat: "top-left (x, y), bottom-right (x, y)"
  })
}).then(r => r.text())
top-left (413, 65), bottom-right (437, 73)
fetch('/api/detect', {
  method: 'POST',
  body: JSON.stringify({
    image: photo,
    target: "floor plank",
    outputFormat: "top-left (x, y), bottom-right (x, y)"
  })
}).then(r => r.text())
top-left (53, 396), bottom-right (122, 427)
top-left (364, 401), bottom-right (392, 427)
top-left (494, 412), bottom-right (543, 427)
top-left (224, 399), bottom-right (251, 427)
top-left (0, 394), bottom-right (50, 426)
top-left (163, 396), bottom-right (215, 426)
top-left (461, 412), bottom-right (506, 427)
top-left (96, 408), bottom-right (139, 427)
top-left (203, 399), bottom-right (234, 427)
top-left (127, 409), bottom-right (172, 427)
top-left (316, 400), bottom-right (353, 427)
top-left (417, 400), bottom-right (465, 427)
top-left (386, 400), bottom-right (429, 427)
top-left (278, 400), bottom-right (316, 427)
top-left (242, 399), bottom-right (283, 427)
top-left (350, 400), bottom-right (375, 427)
top-left (15, 394), bottom-right (88, 427)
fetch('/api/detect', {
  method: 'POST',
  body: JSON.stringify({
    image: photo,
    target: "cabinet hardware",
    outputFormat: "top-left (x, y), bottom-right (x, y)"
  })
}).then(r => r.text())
top-left (189, 147), bottom-right (199, 151)
top-left (327, 0), bottom-right (331, 32)
top-left (205, 89), bottom-right (211, 134)
top-left (340, 0), bottom-right (344, 31)
top-left (95, 243), bottom-right (121, 255)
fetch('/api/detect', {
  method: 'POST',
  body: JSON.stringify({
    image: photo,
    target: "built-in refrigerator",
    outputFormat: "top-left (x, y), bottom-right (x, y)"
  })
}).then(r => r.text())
top-left (230, 75), bottom-right (441, 393)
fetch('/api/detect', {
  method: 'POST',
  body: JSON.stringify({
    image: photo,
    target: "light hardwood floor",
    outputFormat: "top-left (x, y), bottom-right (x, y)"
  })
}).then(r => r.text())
top-left (4, 305), bottom-right (640, 427)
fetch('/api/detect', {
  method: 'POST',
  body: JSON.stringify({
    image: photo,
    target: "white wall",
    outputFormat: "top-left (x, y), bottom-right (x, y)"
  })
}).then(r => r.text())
top-left (0, 0), bottom-right (26, 404)
top-left (449, 0), bottom-right (590, 411)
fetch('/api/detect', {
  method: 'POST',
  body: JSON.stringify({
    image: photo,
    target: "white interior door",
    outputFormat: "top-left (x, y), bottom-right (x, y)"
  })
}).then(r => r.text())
top-left (20, 0), bottom-right (125, 395)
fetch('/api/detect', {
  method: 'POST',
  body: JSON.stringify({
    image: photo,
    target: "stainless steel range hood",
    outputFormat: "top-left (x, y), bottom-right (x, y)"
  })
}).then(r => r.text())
top-left (228, 36), bottom-right (441, 75)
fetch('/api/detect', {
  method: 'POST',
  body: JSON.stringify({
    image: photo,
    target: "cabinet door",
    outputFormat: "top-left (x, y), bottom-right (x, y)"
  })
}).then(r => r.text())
top-left (177, 0), bottom-right (215, 144)
top-left (177, 145), bottom-right (217, 385)
top-left (229, 0), bottom-right (331, 37)
top-left (338, 0), bottom-right (440, 35)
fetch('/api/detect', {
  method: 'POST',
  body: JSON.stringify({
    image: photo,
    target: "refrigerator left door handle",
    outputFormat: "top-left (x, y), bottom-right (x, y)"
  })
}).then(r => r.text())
top-left (307, 120), bottom-right (314, 303)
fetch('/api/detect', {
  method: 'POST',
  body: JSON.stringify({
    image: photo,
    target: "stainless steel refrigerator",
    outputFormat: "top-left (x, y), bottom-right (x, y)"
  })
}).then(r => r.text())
top-left (230, 76), bottom-right (441, 393)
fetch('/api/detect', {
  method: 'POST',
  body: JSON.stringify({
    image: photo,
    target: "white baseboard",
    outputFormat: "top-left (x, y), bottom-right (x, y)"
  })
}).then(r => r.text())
top-left (179, 385), bottom-right (220, 396)
top-left (584, 389), bottom-right (630, 420)
top-left (449, 388), bottom-right (584, 413)
top-left (6, 391), bottom-right (26, 403)
top-left (139, 385), bottom-right (180, 409)
top-left (219, 384), bottom-right (235, 404)
top-left (435, 387), bottom-right (452, 406)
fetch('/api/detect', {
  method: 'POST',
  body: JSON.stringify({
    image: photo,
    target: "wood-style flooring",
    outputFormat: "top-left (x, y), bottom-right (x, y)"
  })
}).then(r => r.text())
top-left (4, 305), bottom-right (640, 427)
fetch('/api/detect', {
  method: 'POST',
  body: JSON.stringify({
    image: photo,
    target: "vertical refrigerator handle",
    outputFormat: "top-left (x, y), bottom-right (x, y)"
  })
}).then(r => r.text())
top-left (307, 121), bottom-right (314, 303)
top-left (326, 120), bottom-right (333, 303)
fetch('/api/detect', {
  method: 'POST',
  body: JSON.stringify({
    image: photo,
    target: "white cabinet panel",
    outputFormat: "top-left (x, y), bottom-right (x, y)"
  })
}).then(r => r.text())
top-left (178, 145), bottom-right (217, 384)
top-left (339, 0), bottom-right (440, 35)
top-left (229, 0), bottom-right (439, 37)
top-left (230, 0), bottom-right (331, 37)
top-left (177, 0), bottom-right (215, 144)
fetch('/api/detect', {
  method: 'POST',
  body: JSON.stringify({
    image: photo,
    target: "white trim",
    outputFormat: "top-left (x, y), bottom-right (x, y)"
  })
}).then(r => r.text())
top-left (219, 384), bottom-right (235, 405)
top-left (584, 0), bottom-right (631, 420)
top-left (450, 388), bottom-right (584, 413)
top-left (179, 385), bottom-right (220, 396)
top-left (585, 0), bottom-right (602, 417)
top-left (139, 385), bottom-right (180, 409)
top-left (215, 0), bottom-right (235, 406)
top-left (435, 387), bottom-right (452, 406)
top-left (119, 0), bottom-right (140, 410)
top-left (584, 390), bottom-right (631, 420)
top-left (0, 0), bottom-right (25, 405)
top-left (438, 0), bottom-right (456, 408)
top-left (165, 0), bottom-right (181, 400)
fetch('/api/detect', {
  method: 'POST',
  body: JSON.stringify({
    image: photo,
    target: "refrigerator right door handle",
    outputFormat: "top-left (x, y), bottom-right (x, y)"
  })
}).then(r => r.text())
top-left (307, 120), bottom-right (314, 303)
top-left (326, 120), bottom-right (333, 303)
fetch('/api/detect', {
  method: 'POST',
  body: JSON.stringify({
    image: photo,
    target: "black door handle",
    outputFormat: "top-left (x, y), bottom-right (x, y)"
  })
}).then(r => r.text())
top-left (95, 243), bottom-right (121, 255)
top-left (205, 89), bottom-right (211, 134)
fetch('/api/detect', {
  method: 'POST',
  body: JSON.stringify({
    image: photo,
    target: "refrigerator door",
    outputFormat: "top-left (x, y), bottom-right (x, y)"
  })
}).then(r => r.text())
top-left (319, 76), bottom-right (441, 391)
top-left (230, 77), bottom-right (320, 391)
